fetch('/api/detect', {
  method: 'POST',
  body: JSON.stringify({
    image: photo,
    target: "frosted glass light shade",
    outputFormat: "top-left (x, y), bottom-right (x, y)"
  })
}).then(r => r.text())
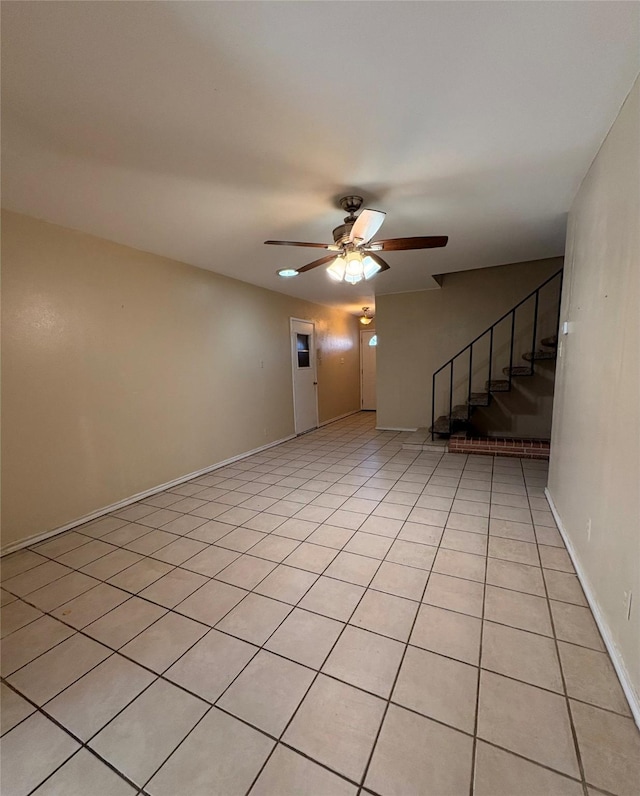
top-left (326, 251), bottom-right (380, 284)
top-left (362, 255), bottom-right (382, 279)
top-left (326, 256), bottom-right (346, 281)
top-left (344, 251), bottom-right (364, 284)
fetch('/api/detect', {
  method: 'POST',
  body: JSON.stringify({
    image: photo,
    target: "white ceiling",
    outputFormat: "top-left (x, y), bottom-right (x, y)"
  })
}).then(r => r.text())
top-left (2, 2), bottom-right (639, 314)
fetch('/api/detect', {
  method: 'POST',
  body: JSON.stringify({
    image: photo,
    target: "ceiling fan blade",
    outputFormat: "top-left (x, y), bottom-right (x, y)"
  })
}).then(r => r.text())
top-left (371, 236), bottom-right (448, 251)
top-left (368, 253), bottom-right (391, 272)
top-left (349, 209), bottom-right (386, 244)
top-left (296, 254), bottom-right (339, 273)
top-left (264, 240), bottom-right (332, 248)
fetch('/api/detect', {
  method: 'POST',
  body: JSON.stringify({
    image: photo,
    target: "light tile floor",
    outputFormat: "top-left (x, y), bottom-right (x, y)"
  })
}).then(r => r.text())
top-left (1, 413), bottom-right (639, 795)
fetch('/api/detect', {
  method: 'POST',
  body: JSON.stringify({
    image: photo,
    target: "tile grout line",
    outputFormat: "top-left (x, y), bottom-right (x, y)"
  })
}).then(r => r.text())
top-left (6, 518), bottom-right (622, 754)
top-left (468, 452), bottom-right (494, 796)
top-left (4, 421), bottom-right (622, 795)
top-left (1, 674), bottom-right (154, 796)
top-left (6, 524), bottom-right (571, 621)
top-left (356, 449), bottom-right (462, 795)
top-left (532, 499), bottom-right (591, 796)
top-left (5, 416), bottom-right (397, 792)
top-left (244, 529), bottom-right (409, 791)
top-left (1, 657), bottom-right (605, 796)
top-left (4, 517), bottom-right (608, 676)
top-left (137, 508), bottom-right (379, 794)
top-left (240, 471), bottom-right (425, 796)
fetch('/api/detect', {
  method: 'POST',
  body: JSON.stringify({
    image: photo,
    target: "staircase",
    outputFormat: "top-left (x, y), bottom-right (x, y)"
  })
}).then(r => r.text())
top-left (430, 269), bottom-right (563, 442)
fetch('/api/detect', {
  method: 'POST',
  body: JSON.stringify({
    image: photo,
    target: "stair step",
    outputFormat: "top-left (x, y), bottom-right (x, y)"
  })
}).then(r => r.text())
top-left (541, 335), bottom-right (558, 348)
top-left (468, 392), bottom-right (490, 407)
top-left (451, 405), bottom-right (470, 421)
top-left (503, 365), bottom-right (532, 377)
top-left (432, 416), bottom-right (453, 434)
top-left (485, 379), bottom-right (510, 392)
top-left (523, 349), bottom-right (557, 362)
top-left (430, 410), bottom-right (472, 435)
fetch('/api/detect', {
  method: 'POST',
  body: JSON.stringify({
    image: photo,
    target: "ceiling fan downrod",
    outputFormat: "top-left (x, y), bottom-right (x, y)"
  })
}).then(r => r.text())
top-left (338, 195), bottom-right (364, 220)
top-left (333, 196), bottom-right (364, 245)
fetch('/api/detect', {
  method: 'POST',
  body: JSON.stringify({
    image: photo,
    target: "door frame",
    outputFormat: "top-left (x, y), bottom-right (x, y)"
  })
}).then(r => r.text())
top-left (290, 317), bottom-right (319, 434)
top-left (360, 328), bottom-right (377, 410)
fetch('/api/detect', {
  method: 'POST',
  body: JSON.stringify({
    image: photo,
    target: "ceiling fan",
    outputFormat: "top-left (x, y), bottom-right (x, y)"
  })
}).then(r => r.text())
top-left (266, 195), bottom-right (448, 284)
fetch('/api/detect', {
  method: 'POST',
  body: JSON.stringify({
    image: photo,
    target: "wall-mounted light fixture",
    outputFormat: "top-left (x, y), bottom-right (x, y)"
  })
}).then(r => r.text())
top-left (359, 307), bottom-right (374, 325)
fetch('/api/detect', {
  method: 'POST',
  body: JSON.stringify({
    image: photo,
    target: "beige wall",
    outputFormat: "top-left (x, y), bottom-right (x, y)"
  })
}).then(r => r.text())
top-left (1, 211), bottom-right (360, 548)
top-left (548, 78), bottom-right (640, 706)
top-left (376, 257), bottom-right (563, 431)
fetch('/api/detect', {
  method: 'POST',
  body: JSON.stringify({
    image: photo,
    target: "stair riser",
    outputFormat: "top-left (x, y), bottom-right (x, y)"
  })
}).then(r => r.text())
top-left (485, 380), bottom-right (510, 392)
top-left (523, 351), bottom-right (557, 362)
top-left (503, 366), bottom-right (532, 377)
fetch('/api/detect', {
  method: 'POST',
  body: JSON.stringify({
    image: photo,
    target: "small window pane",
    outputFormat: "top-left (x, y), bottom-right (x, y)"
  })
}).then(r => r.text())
top-left (296, 333), bottom-right (311, 367)
top-left (369, 334), bottom-right (378, 347)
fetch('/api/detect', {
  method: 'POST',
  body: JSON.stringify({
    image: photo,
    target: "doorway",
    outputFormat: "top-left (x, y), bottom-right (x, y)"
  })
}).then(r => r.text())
top-left (290, 318), bottom-right (319, 434)
top-left (361, 329), bottom-right (377, 410)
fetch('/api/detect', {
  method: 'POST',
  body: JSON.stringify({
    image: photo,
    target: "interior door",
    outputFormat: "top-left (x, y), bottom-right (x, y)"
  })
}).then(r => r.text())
top-left (291, 319), bottom-right (318, 434)
top-left (361, 329), bottom-right (377, 410)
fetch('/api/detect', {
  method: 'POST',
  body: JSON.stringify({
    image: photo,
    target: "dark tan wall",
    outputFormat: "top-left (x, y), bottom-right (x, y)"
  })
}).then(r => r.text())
top-left (1, 211), bottom-right (360, 547)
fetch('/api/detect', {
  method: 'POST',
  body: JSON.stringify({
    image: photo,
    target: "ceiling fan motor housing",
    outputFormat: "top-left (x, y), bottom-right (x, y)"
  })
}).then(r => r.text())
top-left (332, 195), bottom-right (364, 245)
top-left (332, 222), bottom-right (354, 245)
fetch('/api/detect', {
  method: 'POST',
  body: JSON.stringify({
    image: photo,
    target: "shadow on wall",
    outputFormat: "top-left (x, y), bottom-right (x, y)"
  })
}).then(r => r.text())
top-left (471, 361), bottom-right (556, 439)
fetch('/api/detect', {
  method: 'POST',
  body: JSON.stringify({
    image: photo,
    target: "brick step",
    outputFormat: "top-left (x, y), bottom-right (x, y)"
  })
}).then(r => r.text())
top-left (541, 335), bottom-right (557, 348)
top-left (449, 435), bottom-right (550, 460)
top-left (523, 349), bottom-right (557, 362)
top-left (485, 379), bottom-right (510, 392)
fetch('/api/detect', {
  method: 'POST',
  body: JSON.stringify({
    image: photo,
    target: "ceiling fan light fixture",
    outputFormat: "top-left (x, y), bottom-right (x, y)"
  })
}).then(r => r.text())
top-left (362, 255), bottom-right (382, 280)
top-left (326, 255), bottom-right (346, 281)
top-left (359, 306), bottom-right (374, 325)
top-left (265, 197), bottom-right (448, 282)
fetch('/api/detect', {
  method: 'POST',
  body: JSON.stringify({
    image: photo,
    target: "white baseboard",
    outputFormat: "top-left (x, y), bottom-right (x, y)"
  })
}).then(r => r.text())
top-left (318, 409), bottom-right (360, 427)
top-left (545, 488), bottom-right (640, 728)
top-left (375, 426), bottom-right (419, 432)
top-left (1, 433), bottom-right (296, 556)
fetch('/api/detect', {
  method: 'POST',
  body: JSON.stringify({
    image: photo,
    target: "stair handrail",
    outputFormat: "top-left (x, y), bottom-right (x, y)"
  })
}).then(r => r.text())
top-left (432, 268), bottom-right (563, 378)
top-left (431, 268), bottom-right (563, 439)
